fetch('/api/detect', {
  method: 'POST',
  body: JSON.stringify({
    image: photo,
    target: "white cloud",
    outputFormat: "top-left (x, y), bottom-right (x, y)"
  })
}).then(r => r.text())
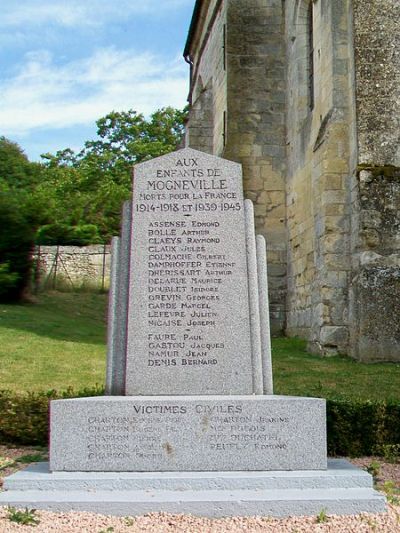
top-left (1, 0), bottom-right (194, 28)
top-left (0, 47), bottom-right (189, 135)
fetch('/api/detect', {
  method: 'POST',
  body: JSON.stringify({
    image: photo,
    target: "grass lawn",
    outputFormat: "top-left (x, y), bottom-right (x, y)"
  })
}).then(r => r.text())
top-left (0, 291), bottom-right (399, 401)
top-left (0, 291), bottom-right (107, 392)
top-left (273, 337), bottom-right (400, 402)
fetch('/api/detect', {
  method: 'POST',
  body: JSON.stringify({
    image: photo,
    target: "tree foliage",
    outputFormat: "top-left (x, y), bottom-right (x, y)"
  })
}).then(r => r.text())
top-left (39, 106), bottom-right (187, 240)
top-left (0, 138), bottom-right (37, 302)
top-left (0, 136), bottom-right (42, 190)
top-left (0, 106), bottom-right (186, 299)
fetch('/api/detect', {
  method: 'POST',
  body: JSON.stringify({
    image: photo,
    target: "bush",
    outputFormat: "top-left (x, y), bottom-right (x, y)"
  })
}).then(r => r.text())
top-left (0, 390), bottom-right (399, 454)
top-left (36, 223), bottom-right (103, 246)
top-left (0, 387), bottom-right (104, 446)
top-left (68, 224), bottom-right (103, 246)
top-left (327, 397), bottom-right (400, 457)
top-left (0, 263), bottom-right (19, 298)
top-left (35, 224), bottom-right (73, 246)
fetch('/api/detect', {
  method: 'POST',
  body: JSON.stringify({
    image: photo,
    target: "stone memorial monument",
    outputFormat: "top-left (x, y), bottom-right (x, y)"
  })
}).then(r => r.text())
top-left (0, 148), bottom-right (385, 516)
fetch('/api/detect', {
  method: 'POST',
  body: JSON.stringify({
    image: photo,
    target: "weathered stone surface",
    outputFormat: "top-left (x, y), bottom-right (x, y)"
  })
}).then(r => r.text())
top-left (50, 396), bottom-right (327, 472)
top-left (353, 0), bottom-right (400, 166)
top-left (125, 148), bottom-right (254, 395)
top-left (320, 327), bottom-right (349, 347)
top-left (350, 265), bottom-right (400, 362)
top-left (184, 0), bottom-right (400, 360)
top-left (349, 167), bottom-right (400, 361)
top-left (186, 0), bottom-right (288, 334)
top-left (357, 170), bottom-right (400, 255)
top-left (33, 245), bottom-right (111, 287)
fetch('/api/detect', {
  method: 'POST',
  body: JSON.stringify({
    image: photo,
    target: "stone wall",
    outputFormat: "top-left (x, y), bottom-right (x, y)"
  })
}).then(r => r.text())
top-left (34, 245), bottom-right (111, 289)
top-left (224, 0), bottom-right (287, 335)
top-left (353, 0), bottom-right (400, 167)
top-left (184, 0), bottom-right (400, 359)
top-left (349, 0), bottom-right (400, 360)
top-left (185, 0), bottom-right (227, 156)
top-left (185, 0), bottom-right (287, 334)
top-left (350, 169), bottom-right (400, 361)
top-left (285, 0), bottom-right (355, 355)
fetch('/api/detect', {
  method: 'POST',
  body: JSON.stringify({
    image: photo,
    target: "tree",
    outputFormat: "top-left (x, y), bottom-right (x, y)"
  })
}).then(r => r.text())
top-left (0, 107), bottom-right (187, 298)
top-left (0, 139), bottom-right (39, 301)
top-left (0, 136), bottom-right (42, 190)
top-left (0, 192), bottom-right (35, 302)
top-left (40, 106), bottom-right (187, 240)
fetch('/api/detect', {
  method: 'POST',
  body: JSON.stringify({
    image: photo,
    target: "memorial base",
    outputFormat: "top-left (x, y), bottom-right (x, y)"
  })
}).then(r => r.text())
top-left (49, 395), bottom-right (327, 472)
top-left (0, 460), bottom-right (386, 517)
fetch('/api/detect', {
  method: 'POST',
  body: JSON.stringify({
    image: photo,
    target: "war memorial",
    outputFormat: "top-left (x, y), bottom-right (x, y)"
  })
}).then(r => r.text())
top-left (0, 149), bottom-right (385, 516)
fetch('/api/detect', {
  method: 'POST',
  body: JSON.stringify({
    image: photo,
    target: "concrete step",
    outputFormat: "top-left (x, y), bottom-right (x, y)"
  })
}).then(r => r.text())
top-left (0, 486), bottom-right (386, 517)
top-left (4, 459), bottom-right (373, 492)
top-left (0, 460), bottom-right (386, 517)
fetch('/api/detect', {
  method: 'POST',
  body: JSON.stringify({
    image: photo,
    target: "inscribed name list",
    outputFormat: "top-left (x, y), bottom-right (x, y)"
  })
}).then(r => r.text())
top-left (125, 148), bottom-right (253, 395)
top-left (50, 396), bottom-right (327, 471)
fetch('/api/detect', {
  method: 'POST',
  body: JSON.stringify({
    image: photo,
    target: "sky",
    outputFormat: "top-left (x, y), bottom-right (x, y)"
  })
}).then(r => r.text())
top-left (0, 0), bottom-right (195, 161)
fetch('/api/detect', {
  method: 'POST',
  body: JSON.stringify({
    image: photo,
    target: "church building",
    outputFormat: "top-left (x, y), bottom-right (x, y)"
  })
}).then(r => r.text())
top-left (183, 0), bottom-right (400, 361)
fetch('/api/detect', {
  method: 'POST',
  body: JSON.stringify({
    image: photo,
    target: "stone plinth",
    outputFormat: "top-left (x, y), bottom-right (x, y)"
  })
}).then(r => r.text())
top-left (50, 396), bottom-right (326, 472)
top-left (0, 460), bottom-right (386, 517)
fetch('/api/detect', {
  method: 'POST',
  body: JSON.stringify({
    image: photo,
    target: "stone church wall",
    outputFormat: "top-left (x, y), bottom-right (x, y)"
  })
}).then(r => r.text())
top-left (224, 0), bottom-right (287, 335)
top-left (285, 0), bottom-right (356, 355)
top-left (185, 0), bottom-right (228, 155)
top-left (349, 0), bottom-right (400, 361)
top-left (185, 0), bottom-right (288, 335)
top-left (184, 0), bottom-right (400, 360)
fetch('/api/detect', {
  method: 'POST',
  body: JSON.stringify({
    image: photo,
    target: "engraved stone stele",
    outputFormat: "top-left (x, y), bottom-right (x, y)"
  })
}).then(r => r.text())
top-left (125, 148), bottom-right (253, 395)
top-left (0, 148), bottom-right (385, 517)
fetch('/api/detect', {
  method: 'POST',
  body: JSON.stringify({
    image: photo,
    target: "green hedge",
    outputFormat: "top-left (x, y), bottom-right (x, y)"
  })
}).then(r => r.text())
top-left (326, 397), bottom-right (400, 457)
top-left (0, 387), bottom-right (104, 446)
top-left (0, 390), bottom-right (399, 456)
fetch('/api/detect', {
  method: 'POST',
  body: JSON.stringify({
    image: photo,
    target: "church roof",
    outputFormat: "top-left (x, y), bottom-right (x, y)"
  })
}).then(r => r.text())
top-left (183, 0), bottom-right (202, 60)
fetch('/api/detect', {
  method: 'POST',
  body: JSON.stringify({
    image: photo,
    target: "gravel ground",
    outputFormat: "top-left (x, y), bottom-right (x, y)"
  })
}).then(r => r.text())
top-left (0, 507), bottom-right (399, 533)
top-left (351, 457), bottom-right (400, 490)
top-left (0, 446), bottom-right (47, 487)
top-left (1, 446), bottom-right (399, 532)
